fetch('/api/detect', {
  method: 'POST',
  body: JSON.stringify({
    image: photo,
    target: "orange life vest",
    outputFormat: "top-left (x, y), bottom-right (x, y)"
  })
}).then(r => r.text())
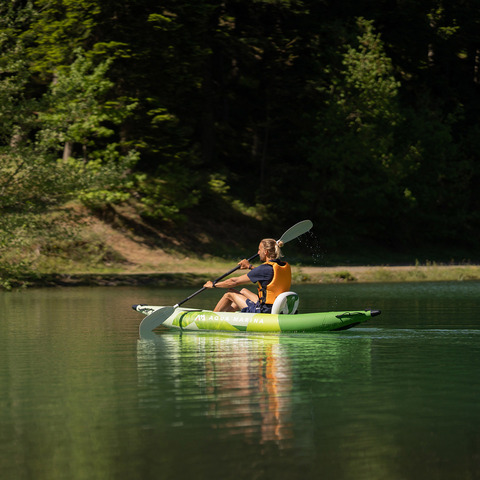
top-left (257, 260), bottom-right (291, 305)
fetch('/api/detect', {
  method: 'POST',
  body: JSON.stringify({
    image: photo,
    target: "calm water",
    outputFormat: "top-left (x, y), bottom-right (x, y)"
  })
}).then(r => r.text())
top-left (1, 282), bottom-right (479, 480)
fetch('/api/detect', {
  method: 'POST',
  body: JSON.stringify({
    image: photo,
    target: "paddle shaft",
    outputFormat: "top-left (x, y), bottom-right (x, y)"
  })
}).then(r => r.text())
top-left (175, 252), bottom-right (259, 308)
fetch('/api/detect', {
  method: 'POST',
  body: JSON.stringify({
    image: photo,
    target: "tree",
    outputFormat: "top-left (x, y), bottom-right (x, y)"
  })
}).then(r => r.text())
top-left (293, 18), bottom-right (406, 244)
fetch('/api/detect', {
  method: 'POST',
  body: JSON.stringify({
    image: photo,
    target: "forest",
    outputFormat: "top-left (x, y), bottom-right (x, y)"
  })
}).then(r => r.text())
top-left (1, 0), bottom-right (480, 282)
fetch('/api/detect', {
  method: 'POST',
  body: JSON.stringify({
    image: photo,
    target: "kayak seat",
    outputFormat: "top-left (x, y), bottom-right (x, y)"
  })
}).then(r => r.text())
top-left (271, 291), bottom-right (299, 315)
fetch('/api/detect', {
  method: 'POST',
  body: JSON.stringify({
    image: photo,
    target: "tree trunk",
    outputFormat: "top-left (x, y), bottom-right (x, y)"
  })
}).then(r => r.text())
top-left (63, 141), bottom-right (73, 161)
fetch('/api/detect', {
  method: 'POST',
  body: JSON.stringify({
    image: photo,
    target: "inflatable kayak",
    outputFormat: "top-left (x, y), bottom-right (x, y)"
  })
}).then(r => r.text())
top-left (133, 304), bottom-right (381, 333)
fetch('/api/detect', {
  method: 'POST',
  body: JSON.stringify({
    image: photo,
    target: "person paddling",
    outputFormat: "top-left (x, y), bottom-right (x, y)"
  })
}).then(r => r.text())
top-left (204, 238), bottom-right (291, 313)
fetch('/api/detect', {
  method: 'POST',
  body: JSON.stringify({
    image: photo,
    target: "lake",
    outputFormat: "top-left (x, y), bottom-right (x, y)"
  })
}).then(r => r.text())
top-left (1, 282), bottom-right (479, 480)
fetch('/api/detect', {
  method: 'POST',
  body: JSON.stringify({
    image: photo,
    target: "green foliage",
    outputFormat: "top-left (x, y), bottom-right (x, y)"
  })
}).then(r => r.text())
top-left (134, 169), bottom-right (201, 222)
top-left (37, 49), bottom-right (137, 155)
top-left (332, 271), bottom-right (357, 282)
top-left (340, 18), bottom-right (400, 126)
top-left (65, 149), bottom-right (139, 209)
top-left (0, 217), bottom-right (35, 289)
top-left (24, 0), bottom-right (102, 77)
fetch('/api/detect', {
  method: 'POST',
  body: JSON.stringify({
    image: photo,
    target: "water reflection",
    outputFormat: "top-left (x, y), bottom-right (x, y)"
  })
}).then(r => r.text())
top-left (3, 283), bottom-right (480, 480)
top-left (136, 329), bottom-right (378, 461)
top-left (137, 333), bottom-right (295, 447)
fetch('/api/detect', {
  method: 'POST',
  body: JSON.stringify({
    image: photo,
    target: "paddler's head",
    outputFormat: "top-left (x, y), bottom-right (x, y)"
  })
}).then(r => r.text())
top-left (259, 238), bottom-right (284, 261)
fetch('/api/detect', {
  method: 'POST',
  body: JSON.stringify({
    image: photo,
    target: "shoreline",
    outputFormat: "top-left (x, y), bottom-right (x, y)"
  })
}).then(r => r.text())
top-left (4, 264), bottom-right (480, 289)
top-left (3, 204), bottom-right (479, 291)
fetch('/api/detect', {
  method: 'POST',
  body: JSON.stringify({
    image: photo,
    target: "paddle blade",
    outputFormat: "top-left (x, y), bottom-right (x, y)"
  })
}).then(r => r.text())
top-left (139, 306), bottom-right (175, 339)
top-left (278, 219), bottom-right (313, 244)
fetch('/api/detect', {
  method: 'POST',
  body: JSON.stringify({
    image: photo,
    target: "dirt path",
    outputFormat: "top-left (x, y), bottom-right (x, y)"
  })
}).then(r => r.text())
top-left (87, 212), bottom-right (177, 271)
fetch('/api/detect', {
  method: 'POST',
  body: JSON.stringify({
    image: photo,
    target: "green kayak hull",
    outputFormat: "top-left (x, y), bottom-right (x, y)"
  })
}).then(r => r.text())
top-left (133, 305), bottom-right (381, 333)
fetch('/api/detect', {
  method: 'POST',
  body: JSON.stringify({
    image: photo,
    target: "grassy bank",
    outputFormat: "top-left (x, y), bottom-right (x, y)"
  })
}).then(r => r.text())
top-left (2, 203), bottom-right (480, 290)
top-left (293, 264), bottom-right (480, 284)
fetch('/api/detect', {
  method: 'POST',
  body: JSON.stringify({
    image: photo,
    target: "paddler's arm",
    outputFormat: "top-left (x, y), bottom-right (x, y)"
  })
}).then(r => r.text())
top-left (204, 273), bottom-right (251, 289)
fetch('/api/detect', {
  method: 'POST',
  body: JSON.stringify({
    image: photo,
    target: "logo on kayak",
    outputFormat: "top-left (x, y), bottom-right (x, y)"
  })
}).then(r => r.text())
top-left (194, 313), bottom-right (263, 324)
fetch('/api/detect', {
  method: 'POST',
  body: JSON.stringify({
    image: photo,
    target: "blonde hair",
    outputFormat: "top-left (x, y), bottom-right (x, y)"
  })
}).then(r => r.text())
top-left (261, 238), bottom-right (284, 259)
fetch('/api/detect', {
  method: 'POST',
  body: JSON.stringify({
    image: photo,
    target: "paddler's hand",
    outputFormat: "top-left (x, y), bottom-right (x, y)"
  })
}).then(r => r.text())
top-left (204, 281), bottom-right (216, 289)
top-left (238, 259), bottom-right (253, 270)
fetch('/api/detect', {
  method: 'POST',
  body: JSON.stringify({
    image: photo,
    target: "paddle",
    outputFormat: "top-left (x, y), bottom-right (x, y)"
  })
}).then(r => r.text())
top-left (139, 219), bottom-right (313, 337)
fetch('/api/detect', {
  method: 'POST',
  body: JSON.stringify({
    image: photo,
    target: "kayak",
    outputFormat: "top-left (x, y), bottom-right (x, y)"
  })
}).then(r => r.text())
top-left (132, 304), bottom-right (381, 333)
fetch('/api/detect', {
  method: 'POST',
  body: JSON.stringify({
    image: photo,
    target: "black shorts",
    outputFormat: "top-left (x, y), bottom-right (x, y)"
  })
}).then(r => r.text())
top-left (241, 299), bottom-right (272, 313)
